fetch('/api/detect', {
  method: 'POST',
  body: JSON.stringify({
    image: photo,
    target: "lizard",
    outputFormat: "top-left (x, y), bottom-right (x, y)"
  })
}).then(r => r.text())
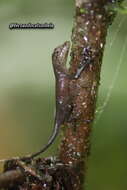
top-left (0, 42), bottom-right (92, 164)
top-left (24, 41), bottom-right (72, 160)
top-left (20, 41), bottom-right (92, 161)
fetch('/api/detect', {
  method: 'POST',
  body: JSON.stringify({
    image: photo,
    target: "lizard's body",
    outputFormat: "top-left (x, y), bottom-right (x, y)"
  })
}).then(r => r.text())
top-left (21, 41), bottom-right (90, 161)
top-left (0, 42), bottom-right (92, 163)
top-left (29, 42), bottom-right (71, 159)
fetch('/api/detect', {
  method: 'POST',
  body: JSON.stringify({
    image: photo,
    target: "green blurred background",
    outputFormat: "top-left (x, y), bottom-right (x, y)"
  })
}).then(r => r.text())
top-left (0, 0), bottom-right (127, 189)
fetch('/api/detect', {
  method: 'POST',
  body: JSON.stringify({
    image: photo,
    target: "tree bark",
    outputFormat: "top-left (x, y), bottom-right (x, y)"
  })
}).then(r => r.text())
top-left (59, 0), bottom-right (122, 189)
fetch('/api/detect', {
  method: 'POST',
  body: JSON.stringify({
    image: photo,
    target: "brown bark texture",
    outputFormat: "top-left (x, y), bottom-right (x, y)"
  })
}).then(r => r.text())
top-left (59, 0), bottom-right (118, 189)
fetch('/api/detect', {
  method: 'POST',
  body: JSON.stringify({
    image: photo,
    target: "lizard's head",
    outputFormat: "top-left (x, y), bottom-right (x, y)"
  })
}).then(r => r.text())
top-left (52, 41), bottom-right (70, 66)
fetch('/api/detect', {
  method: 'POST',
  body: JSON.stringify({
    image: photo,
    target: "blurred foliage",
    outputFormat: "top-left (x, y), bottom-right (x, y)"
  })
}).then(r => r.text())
top-left (0, 0), bottom-right (127, 189)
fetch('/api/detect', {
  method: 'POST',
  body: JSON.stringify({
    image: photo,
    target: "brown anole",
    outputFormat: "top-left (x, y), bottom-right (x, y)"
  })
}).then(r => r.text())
top-left (0, 42), bottom-right (91, 163)
top-left (26, 41), bottom-right (71, 159)
top-left (21, 41), bottom-right (90, 161)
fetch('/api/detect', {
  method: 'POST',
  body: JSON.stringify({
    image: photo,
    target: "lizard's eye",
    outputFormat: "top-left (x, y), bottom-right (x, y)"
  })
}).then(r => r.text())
top-left (55, 50), bottom-right (60, 55)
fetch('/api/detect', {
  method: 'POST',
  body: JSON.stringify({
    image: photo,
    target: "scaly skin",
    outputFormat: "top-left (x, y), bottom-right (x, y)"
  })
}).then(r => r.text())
top-left (21, 41), bottom-right (88, 161)
top-left (27, 41), bottom-right (71, 159)
top-left (0, 42), bottom-right (98, 163)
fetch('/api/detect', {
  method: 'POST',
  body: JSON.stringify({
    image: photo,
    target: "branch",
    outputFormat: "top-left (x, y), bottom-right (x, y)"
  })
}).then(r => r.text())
top-left (59, 0), bottom-right (123, 189)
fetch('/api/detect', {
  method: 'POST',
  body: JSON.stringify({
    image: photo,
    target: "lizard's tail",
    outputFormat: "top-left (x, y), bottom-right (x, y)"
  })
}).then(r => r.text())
top-left (21, 123), bottom-right (59, 161)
